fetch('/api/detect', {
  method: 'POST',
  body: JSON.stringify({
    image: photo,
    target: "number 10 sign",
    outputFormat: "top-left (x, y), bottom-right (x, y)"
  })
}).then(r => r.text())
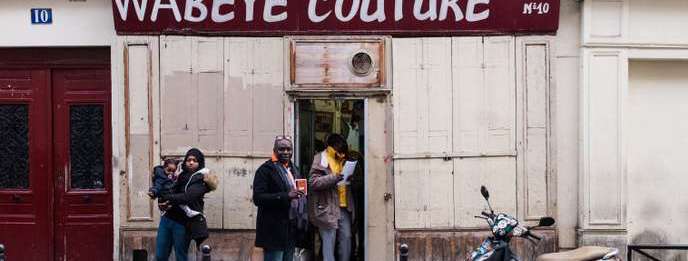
top-left (31, 8), bottom-right (52, 24)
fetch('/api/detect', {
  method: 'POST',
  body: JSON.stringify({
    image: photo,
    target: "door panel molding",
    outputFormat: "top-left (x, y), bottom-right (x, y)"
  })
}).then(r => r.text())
top-left (0, 47), bottom-right (113, 261)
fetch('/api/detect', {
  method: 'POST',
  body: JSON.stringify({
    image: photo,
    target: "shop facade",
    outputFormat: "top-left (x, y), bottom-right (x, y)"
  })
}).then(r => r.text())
top-left (0, 0), bottom-right (631, 260)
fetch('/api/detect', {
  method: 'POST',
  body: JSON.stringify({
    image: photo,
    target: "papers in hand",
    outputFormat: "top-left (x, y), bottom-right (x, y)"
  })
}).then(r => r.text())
top-left (338, 160), bottom-right (357, 185)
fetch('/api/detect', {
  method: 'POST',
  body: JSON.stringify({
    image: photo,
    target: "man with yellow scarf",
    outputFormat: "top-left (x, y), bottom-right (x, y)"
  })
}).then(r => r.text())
top-left (308, 134), bottom-right (355, 261)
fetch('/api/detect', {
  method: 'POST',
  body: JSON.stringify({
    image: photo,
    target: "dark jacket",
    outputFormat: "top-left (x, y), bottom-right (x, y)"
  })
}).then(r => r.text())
top-left (253, 160), bottom-right (302, 250)
top-left (161, 148), bottom-right (208, 225)
top-left (149, 165), bottom-right (174, 198)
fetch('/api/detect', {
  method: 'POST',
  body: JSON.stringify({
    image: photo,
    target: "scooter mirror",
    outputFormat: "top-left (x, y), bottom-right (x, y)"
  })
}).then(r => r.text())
top-left (538, 217), bottom-right (555, 227)
top-left (480, 186), bottom-right (490, 200)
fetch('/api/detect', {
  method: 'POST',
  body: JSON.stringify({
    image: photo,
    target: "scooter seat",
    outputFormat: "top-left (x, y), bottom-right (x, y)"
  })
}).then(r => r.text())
top-left (536, 246), bottom-right (615, 261)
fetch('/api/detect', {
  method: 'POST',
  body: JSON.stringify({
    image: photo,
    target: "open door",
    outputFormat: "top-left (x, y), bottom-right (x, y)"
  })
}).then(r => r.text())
top-left (296, 99), bottom-right (366, 261)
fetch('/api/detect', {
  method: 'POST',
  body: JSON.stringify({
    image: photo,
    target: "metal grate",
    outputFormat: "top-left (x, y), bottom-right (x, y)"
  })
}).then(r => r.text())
top-left (0, 104), bottom-right (29, 189)
top-left (628, 244), bottom-right (688, 261)
top-left (351, 51), bottom-right (373, 76)
top-left (69, 105), bottom-right (105, 189)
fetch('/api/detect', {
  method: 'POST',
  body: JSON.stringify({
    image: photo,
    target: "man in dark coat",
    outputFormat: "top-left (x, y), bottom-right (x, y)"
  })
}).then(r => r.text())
top-left (253, 136), bottom-right (306, 261)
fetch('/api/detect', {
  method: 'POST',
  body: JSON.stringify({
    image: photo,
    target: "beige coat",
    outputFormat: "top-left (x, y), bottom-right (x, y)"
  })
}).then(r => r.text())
top-left (307, 152), bottom-right (355, 229)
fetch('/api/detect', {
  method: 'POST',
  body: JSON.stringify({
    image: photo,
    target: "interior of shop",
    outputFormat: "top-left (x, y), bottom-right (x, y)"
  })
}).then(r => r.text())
top-left (296, 99), bottom-right (366, 261)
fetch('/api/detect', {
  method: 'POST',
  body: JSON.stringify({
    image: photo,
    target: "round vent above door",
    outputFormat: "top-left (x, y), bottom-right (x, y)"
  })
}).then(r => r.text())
top-left (350, 51), bottom-right (374, 76)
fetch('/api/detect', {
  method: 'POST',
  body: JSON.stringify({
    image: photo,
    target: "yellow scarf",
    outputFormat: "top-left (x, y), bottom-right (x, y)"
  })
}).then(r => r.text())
top-left (325, 146), bottom-right (344, 175)
top-left (325, 146), bottom-right (348, 208)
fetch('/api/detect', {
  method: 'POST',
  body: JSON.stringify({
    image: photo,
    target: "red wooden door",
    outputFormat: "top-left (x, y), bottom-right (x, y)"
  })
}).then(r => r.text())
top-left (52, 69), bottom-right (112, 261)
top-left (0, 48), bottom-right (112, 261)
top-left (0, 69), bottom-right (53, 260)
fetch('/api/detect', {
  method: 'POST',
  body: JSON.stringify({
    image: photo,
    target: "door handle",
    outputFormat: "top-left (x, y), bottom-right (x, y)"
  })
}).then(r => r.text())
top-left (12, 194), bottom-right (22, 203)
top-left (82, 195), bottom-right (92, 203)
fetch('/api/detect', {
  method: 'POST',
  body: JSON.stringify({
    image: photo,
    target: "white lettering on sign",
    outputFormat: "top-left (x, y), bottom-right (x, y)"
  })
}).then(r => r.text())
top-left (151, 0), bottom-right (182, 22)
top-left (114, 0), bottom-right (495, 24)
top-left (466, 0), bottom-right (489, 22)
top-left (522, 2), bottom-right (550, 15)
top-left (335, 0), bottom-right (359, 22)
top-left (414, 0), bottom-right (438, 21)
top-left (439, 0), bottom-right (463, 22)
top-left (211, 0), bottom-right (235, 22)
top-left (308, 0), bottom-right (330, 23)
top-left (264, 0), bottom-right (287, 22)
top-left (114, 0), bottom-right (149, 21)
top-left (31, 9), bottom-right (51, 24)
top-left (184, 0), bottom-right (208, 22)
top-left (245, 0), bottom-right (256, 21)
top-left (394, 0), bottom-right (403, 21)
top-left (360, 0), bottom-right (386, 22)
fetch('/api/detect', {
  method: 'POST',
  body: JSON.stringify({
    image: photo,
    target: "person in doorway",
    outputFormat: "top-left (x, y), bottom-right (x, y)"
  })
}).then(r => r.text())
top-left (308, 134), bottom-right (355, 261)
top-left (348, 150), bottom-right (365, 261)
top-left (156, 148), bottom-right (218, 261)
top-left (344, 114), bottom-right (362, 153)
top-left (253, 136), bottom-right (308, 261)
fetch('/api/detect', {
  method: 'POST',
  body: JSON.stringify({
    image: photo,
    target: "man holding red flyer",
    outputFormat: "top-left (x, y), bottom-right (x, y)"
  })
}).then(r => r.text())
top-left (253, 136), bottom-right (308, 261)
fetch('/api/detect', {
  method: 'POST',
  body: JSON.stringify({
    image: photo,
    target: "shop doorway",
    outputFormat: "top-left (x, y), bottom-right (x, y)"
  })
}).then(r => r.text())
top-left (296, 99), bottom-right (366, 261)
top-left (0, 48), bottom-right (112, 261)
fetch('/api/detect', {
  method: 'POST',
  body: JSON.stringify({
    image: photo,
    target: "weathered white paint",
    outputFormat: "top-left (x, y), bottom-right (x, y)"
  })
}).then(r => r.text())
top-left (226, 38), bottom-right (284, 156)
top-left (126, 43), bottom-right (155, 222)
top-left (584, 0), bottom-right (688, 47)
top-left (524, 43), bottom-right (549, 220)
top-left (394, 159), bottom-right (454, 228)
top-left (111, 36), bottom-right (126, 261)
top-left (582, 49), bottom-right (628, 228)
top-left (222, 158), bottom-right (259, 229)
top-left (627, 61), bottom-right (688, 245)
top-left (160, 36), bottom-right (225, 155)
top-left (628, 0), bottom-right (688, 44)
top-left (392, 38), bottom-right (455, 229)
top-left (392, 36), bottom-right (552, 230)
top-left (589, 1), bottom-right (624, 38)
top-left (117, 36), bottom-right (163, 233)
top-left (225, 38), bottom-right (253, 154)
top-left (553, 0), bottom-right (581, 248)
top-left (157, 37), bottom-right (284, 229)
top-left (110, 35), bottom-right (161, 261)
top-left (452, 37), bottom-right (482, 155)
top-left (195, 38), bottom-right (225, 153)
top-left (471, 36), bottom-right (515, 155)
top-left (515, 37), bottom-right (553, 222)
top-left (365, 97), bottom-right (395, 261)
top-left (292, 40), bottom-right (383, 86)
top-left (451, 36), bottom-right (517, 156)
top-left (454, 157), bottom-right (517, 227)
top-left (581, 0), bottom-right (688, 251)
top-left (0, 0), bottom-right (115, 46)
top-left (393, 38), bottom-right (452, 157)
top-left (160, 36), bottom-right (195, 153)
top-left (203, 157), bottom-right (225, 229)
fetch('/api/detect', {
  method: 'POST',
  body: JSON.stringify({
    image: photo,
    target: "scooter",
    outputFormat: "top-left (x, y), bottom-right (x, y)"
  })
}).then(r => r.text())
top-left (466, 186), bottom-right (620, 261)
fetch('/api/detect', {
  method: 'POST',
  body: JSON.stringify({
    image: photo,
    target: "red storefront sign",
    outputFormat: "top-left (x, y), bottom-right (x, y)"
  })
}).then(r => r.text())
top-left (112, 0), bottom-right (559, 36)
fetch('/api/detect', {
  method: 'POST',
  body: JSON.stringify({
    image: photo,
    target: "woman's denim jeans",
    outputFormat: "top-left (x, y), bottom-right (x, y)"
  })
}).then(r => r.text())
top-left (156, 216), bottom-right (190, 261)
top-left (264, 248), bottom-right (295, 261)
